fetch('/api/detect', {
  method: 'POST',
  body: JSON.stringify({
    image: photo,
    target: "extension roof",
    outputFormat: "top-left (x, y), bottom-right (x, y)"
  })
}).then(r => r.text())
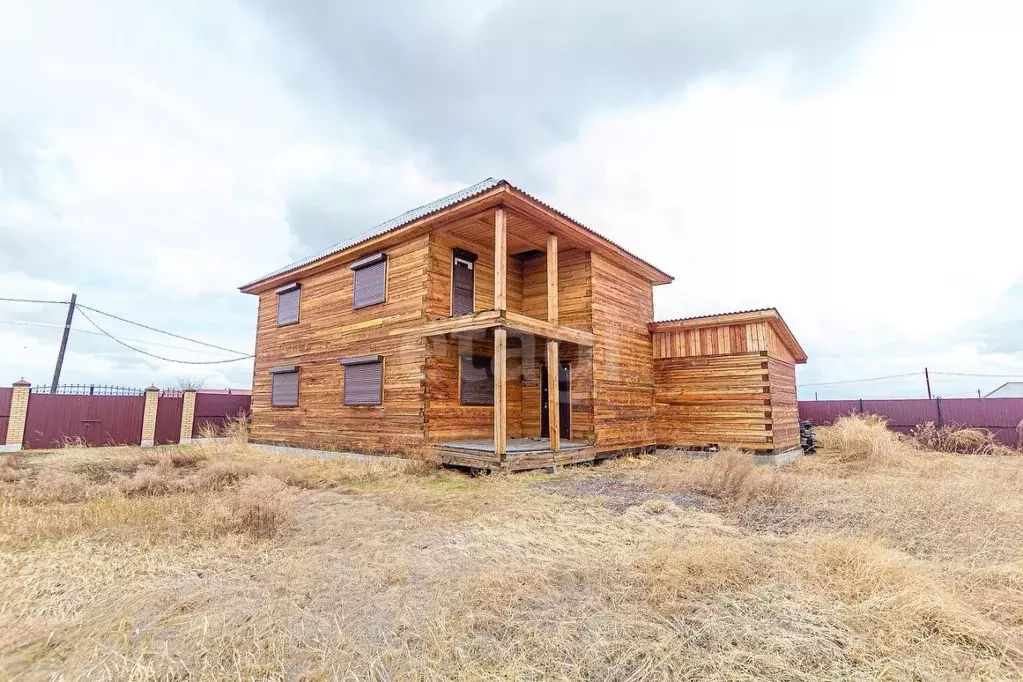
top-left (240, 178), bottom-right (672, 292)
top-left (648, 308), bottom-right (807, 363)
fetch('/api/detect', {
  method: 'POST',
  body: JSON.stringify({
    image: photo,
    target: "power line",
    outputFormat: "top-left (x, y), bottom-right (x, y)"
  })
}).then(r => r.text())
top-left (0, 297), bottom-right (70, 305)
top-left (800, 372), bottom-right (923, 387)
top-left (76, 304), bottom-right (249, 356)
top-left (76, 308), bottom-right (253, 365)
top-left (0, 320), bottom-right (242, 357)
top-left (932, 371), bottom-right (1023, 379)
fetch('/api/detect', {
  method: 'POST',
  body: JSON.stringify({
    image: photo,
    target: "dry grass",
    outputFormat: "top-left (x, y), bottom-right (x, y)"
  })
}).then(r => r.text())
top-left (913, 421), bottom-right (1020, 456)
top-left (2, 425), bottom-right (1023, 679)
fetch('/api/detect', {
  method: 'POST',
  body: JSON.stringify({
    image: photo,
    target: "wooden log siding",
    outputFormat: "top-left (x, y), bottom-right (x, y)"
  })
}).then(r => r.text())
top-left (275, 283), bottom-right (300, 326)
top-left (250, 235), bottom-right (430, 453)
top-left (649, 314), bottom-right (805, 453)
top-left (351, 253), bottom-right (387, 309)
top-left (341, 355), bottom-right (383, 406)
top-left (590, 253), bottom-right (656, 451)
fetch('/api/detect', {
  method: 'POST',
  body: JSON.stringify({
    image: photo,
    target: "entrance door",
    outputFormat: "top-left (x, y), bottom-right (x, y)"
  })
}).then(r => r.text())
top-left (540, 361), bottom-right (571, 441)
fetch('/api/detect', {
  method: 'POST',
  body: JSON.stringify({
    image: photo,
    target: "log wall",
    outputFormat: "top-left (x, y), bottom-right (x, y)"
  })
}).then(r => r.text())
top-left (250, 235), bottom-right (430, 453)
top-left (651, 317), bottom-right (802, 452)
top-left (591, 254), bottom-right (656, 451)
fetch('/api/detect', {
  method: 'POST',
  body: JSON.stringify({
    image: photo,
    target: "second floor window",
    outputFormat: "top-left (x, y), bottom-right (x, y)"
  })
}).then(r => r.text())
top-left (352, 252), bottom-right (387, 309)
top-left (451, 248), bottom-right (477, 316)
top-left (275, 283), bottom-right (300, 326)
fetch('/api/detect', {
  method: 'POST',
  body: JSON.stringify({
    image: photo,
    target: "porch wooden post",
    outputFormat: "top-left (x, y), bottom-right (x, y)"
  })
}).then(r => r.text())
top-left (494, 206), bottom-right (507, 311)
top-left (546, 340), bottom-right (560, 452)
top-left (494, 328), bottom-right (508, 463)
top-left (547, 232), bottom-right (558, 323)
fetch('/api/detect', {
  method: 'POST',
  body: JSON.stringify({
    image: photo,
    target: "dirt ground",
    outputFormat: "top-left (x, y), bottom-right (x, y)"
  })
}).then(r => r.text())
top-left (2, 420), bottom-right (1023, 680)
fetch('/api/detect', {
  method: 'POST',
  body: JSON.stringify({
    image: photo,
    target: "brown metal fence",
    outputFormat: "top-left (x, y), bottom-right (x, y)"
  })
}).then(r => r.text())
top-left (799, 398), bottom-right (1023, 446)
top-left (192, 393), bottom-right (251, 437)
top-left (23, 394), bottom-right (147, 449)
top-left (0, 387), bottom-right (12, 445)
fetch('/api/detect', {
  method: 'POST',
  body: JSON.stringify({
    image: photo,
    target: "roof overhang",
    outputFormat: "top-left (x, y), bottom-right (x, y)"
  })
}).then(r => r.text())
top-left (648, 308), bottom-right (808, 364)
top-left (239, 180), bottom-right (673, 294)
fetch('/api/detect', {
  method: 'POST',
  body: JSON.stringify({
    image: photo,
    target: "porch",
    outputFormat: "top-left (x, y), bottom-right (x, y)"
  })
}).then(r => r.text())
top-left (436, 437), bottom-right (597, 472)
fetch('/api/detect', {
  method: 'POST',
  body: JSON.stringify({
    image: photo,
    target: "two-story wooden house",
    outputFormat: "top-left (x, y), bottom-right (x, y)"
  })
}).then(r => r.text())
top-left (240, 178), bottom-right (807, 470)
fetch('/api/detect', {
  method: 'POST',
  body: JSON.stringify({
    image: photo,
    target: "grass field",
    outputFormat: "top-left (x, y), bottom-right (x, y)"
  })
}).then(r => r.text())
top-left (3, 418), bottom-right (1023, 680)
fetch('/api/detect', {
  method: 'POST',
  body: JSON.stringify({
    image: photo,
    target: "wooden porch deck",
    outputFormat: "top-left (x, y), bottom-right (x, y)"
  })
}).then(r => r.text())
top-left (436, 438), bottom-right (597, 471)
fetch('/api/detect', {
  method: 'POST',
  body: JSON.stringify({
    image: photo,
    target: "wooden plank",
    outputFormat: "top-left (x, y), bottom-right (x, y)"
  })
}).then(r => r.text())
top-left (494, 327), bottom-right (507, 461)
top-left (547, 232), bottom-right (559, 324)
top-left (494, 207), bottom-right (507, 311)
top-left (547, 339), bottom-right (560, 452)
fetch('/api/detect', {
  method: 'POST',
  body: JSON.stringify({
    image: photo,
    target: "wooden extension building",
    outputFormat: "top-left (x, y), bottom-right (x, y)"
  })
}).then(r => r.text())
top-left (240, 179), bottom-right (807, 470)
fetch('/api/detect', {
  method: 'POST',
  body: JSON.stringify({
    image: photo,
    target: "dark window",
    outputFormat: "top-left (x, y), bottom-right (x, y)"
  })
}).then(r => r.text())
top-left (352, 252), bottom-right (387, 309)
top-left (276, 283), bottom-right (300, 325)
top-left (460, 354), bottom-right (494, 406)
top-left (270, 366), bottom-right (299, 407)
top-left (451, 248), bottom-right (477, 316)
top-left (341, 355), bottom-right (383, 406)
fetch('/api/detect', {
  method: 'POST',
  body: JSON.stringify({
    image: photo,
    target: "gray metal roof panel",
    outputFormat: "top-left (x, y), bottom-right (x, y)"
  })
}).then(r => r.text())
top-left (240, 176), bottom-right (673, 290)
top-left (240, 177), bottom-right (502, 290)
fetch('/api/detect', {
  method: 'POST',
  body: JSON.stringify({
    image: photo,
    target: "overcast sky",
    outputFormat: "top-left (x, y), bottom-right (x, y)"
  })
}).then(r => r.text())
top-left (2, 0), bottom-right (1021, 398)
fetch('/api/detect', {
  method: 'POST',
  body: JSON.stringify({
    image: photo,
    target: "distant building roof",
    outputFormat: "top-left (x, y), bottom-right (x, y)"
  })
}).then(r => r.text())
top-left (986, 382), bottom-right (1023, 398)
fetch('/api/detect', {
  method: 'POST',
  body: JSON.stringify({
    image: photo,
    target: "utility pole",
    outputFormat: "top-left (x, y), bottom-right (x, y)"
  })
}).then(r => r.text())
top-left (50, 293), bottom-right (77, 393)
top-left (978, 389), bottom-right (982, 399)
top-left (924, 366), bottom-right (932, 400)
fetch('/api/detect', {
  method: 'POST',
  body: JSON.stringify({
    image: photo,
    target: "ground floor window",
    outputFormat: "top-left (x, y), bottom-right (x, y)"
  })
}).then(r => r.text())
top-left (341, 355), bottom-right (383, 406)
top-left (270, 366), bottom-right (299, 407)
top-left (460, 354), bottom-right (493, 406)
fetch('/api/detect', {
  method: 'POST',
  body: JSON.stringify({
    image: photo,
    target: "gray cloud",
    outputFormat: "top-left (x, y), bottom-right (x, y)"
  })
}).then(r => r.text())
top-left (254, 0), bottom-right (894, 185)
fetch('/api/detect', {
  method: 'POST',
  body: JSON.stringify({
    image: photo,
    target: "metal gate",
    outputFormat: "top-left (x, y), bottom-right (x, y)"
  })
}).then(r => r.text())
top-left (23, 394), bottom-right (146, 449)
top-left (154, 394), bottom-right (184, 445)
top-left (0, 387), bottom-right (12, 445)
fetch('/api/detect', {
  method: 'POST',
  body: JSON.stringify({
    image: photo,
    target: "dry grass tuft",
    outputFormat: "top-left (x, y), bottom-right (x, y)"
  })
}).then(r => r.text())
top-left (117, 464), bottom-right (175, 497)
top-left (913, 421), bottom-right (1019, 456)
top-left (207, 474), bottom-right (292, 537)
top-left (815, 413), bottom-right (914, 464)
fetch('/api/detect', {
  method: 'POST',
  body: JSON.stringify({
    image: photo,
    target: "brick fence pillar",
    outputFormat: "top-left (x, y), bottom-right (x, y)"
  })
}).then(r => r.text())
top-left (2, 379), bottom-right (30, 452)
top-left (179, 388), bottom-right (197, 444)
top-left (141, 385), bottom-right (159, 447)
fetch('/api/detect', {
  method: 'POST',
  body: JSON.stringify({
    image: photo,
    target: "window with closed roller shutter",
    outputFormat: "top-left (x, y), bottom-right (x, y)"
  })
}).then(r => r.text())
top-left (351, 253), bottom-right (387, 309)
top-left (460, 355), bottom-right (493, 406)
top-left (341, 355), bottom-right (383, 406)
top-left (451, 248), bottom-right (476, 316)
top-left (270, 366), bottom-right (299, 407)
top-left (276, 283), bottom-right (300, 325)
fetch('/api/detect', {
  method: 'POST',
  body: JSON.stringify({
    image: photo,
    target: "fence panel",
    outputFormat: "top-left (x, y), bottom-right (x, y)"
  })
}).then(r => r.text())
top-left (154, 395), bottom-right (184, 445)
top-left (941, 398), bottom-right (1023, 446)
top-left (23, 394), bottom-right (146, 449)
top-left (798, 400), bottom-right (861, 425)
top-left (193, 393), bottom-right (251, 437)
top-left (0, 387), bottom-right (12, 444)
top-left (799, 398), bottom-right (1023, 446)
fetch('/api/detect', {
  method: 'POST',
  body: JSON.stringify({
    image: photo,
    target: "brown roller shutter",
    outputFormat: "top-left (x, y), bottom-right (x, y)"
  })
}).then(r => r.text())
top-left (352, 253), bottom-right (387, 309)
top-left (276, 284), bottom-right (300, 325)
top-left (342, 356), bottom-right (383, 405)
top-left (460, 355), bottom-right (493, 406)
top-left (451, 248), bottom-right (476, 316)
top-left (270, 367), bottom-right (299, 407)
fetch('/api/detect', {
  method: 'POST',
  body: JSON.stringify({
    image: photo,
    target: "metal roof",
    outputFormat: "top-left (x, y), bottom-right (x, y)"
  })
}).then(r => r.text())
top-left (240, 177), bottom-right (672, 290)
top-left (241, 178), bottom-right (502, 290)
top-left (986, 382), bottom-right (1023, 398)
top-left (652, 307), bottom-right (777, 325)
